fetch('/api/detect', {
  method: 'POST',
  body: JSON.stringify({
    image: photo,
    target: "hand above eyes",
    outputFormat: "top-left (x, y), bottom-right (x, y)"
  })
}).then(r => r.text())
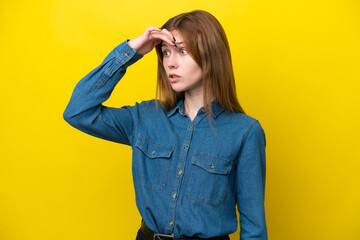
top-left (128, 27), bottom-right (175, 56)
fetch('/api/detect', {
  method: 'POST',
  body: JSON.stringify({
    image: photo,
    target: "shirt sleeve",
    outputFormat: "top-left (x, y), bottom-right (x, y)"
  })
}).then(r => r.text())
top-left (63, 40), bottom-right (144, 146)
top-left (235, 120), bottom-right (268, 240)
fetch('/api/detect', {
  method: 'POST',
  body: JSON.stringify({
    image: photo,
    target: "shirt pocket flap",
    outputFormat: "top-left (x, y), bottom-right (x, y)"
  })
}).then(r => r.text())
top-left (135, 137), bottom-right (174, 159)
top-left (192, 153), bottom-right (232, 175)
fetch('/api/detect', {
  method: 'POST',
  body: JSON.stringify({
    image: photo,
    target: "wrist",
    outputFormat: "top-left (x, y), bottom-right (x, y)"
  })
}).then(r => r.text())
top-left (127, 39), bottom-right (143, 55)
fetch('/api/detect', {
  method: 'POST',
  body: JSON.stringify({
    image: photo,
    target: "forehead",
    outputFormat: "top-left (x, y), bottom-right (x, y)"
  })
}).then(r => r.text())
top-left (161, 30), bottom-right (185, 48)
top-left (171, 30), bottom-right (183, 40)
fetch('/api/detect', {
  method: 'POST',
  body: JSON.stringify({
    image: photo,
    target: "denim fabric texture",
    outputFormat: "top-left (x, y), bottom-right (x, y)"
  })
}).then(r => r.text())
top-left (63, 40), bottom-right (268, 240)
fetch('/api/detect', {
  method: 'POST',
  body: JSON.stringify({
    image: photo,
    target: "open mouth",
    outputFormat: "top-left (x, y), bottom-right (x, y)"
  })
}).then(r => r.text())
top-left (169, 74), bottom-right (180, 79)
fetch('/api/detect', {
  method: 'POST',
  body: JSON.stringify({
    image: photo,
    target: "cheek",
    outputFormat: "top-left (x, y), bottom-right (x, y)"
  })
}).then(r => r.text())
top-left (185, 59), bottom-right (201, 75)
top-left (195, 69), bottom-right (203, 82)
top-left (162, 62), bottom-right (169, 74)
top-left (190, 64), bottom-right (202, 80)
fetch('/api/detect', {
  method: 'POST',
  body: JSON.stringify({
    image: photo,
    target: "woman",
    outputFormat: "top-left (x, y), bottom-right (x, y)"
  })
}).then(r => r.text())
top-left (64, 10), bottom-right (267, 240)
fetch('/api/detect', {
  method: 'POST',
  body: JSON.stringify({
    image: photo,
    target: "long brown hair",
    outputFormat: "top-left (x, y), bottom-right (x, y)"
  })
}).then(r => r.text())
top-left (155, 10), bottom-right (245, 115)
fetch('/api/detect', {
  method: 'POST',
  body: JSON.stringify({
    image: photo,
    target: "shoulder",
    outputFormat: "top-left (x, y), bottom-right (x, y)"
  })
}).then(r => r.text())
top-left (221, 111), bottom-right (262, 129)
top-left (123, 99), bottom-right (168, 119)
top-left (133, 99), bottom-right (162, 108)
top-left (125, 99), bottom-right (156, 111)
top-left (219, 111), bottom-right (265, 141)
top-left (135, 99), bottom-right (166, 113)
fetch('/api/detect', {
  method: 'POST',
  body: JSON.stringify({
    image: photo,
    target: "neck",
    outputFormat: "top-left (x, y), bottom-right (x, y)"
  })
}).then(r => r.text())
top-left (184, 88), bottom-right (204, 121)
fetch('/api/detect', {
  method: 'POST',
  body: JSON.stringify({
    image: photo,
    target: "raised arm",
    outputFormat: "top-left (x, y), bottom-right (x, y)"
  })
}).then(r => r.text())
top-left (63, 27), bottom-right (176, 145)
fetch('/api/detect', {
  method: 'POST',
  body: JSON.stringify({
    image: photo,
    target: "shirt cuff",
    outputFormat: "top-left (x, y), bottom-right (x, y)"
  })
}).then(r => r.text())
top-left (112, 39), bottom-right (143, 68)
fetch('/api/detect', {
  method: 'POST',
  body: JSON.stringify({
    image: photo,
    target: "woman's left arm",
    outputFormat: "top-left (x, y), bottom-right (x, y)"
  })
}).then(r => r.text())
top-left (235, 120), bottom-right (268, 240)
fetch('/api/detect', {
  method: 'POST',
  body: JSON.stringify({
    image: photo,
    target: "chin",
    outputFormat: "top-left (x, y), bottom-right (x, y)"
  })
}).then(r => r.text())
top-left (170, 85), bottom-right (187, 93)
top-left (171, 88), bottom-right (185, 93)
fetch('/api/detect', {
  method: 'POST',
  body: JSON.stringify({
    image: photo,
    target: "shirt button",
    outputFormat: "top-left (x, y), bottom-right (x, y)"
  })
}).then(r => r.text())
top-left (152, 150), bottom-right (155, 155)
top-left (210, 164), bottom-right (215, 169)
top-left (169, 221), bottom-right (174, 226)
top-left (172, 193), bottom-right (177, 199)
top-left (124, 52), bottom-right (129, 57)
top-left (178, 170), bottom-right (183, 175)
top-left (184, 145), bottom-right (189, 150)
top-left (189, 125), bottom-right (193, 129)
top-left (201, 108), bottom-right (205, 112)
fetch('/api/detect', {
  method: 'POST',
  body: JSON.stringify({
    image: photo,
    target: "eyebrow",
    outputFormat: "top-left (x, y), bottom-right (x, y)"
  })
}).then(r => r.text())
top-left (161, 42), bottom-right (184, 48)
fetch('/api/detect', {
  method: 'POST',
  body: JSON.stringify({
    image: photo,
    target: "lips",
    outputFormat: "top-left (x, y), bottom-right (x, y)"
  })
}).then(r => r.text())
top-left (168, 74), bottom-right (181, 83)
top-left (169, 74), bottom-right (181, 79)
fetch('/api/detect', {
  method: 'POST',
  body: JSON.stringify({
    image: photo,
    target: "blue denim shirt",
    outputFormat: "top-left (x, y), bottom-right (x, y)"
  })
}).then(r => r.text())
top-left (63, 40), bottom-right (267, 239)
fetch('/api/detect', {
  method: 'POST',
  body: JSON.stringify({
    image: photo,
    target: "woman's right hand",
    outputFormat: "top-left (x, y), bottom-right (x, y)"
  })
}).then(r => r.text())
top-left (128, 27), bottom-right (175, 56)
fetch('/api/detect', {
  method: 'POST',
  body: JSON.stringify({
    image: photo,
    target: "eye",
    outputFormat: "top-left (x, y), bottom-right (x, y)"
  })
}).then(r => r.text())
top-left (163, 50), bottom-right (170, 57)
top-left (180, 48), bottom-right (188, 54)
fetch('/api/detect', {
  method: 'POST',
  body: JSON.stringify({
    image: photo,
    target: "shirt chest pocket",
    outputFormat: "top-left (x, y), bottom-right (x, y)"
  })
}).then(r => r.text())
top-left (135, 137), bottom-right (174, 193)
top-left (186, 153), bottom-right (232, 206)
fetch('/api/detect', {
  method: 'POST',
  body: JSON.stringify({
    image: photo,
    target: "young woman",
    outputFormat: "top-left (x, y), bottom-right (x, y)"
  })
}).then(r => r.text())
top-left (64, 10), bottom-right (267, 240)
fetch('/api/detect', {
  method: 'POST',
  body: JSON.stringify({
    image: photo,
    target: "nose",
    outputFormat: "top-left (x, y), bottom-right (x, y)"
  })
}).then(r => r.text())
top-left (167, 53), bottom-right (178, 69)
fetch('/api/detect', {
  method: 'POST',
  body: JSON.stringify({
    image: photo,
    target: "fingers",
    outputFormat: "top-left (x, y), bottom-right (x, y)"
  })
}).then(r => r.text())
top-left (129, 26), bottom-right (176, 55)
top-left (147, 27), bottom-right (175, 47)
top-left (151, 32), bottom-right (173, 47)
top-left (146, 26), bottom-right (161, 33)
top-left (159, 28), bottom-right (175, 42)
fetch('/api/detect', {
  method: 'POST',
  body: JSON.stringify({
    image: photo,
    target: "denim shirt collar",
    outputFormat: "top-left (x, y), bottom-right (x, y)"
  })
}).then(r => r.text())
top-left (166, 98), bottom-right (224, 119)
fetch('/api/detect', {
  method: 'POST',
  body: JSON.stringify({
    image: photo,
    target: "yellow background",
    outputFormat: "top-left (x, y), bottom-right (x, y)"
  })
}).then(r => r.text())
top-left (1, 0), bottom-right (359, 239)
